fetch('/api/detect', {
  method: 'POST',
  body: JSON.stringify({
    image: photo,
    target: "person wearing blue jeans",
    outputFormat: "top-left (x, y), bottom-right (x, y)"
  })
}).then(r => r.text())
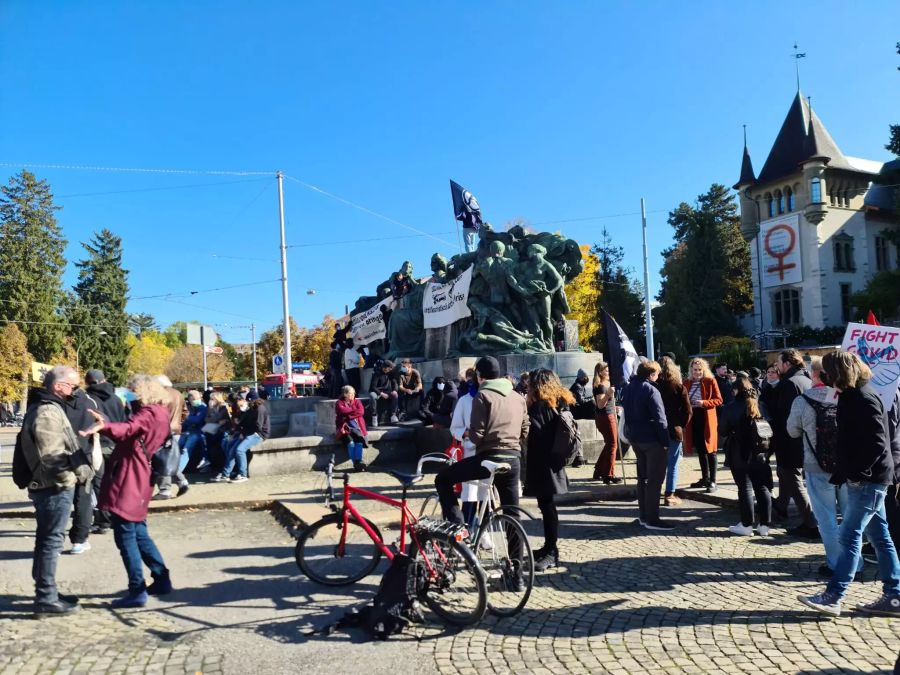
top-left (665, 440), bottom-right (683, 496)
top-left (805, 472), bottom-right (862, 574)
top-left (111, 515), bottom-right (167, 595)
top-left (31, 488), bottom-right (76, 607)
top-left (214, 395), bottom-right (269, 483)
top-left (220, 432), bottom-right (263, 481)
top-left (656, 355), bottom-right (691, 507)
top-left (799, 351), bottom-right (900, 617)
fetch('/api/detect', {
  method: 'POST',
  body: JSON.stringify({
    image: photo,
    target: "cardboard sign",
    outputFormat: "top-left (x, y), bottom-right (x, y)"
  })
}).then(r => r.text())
top-left (841, 323), bottom-right (900, 408)
top-left (422, 267), bottom-right (473, 329)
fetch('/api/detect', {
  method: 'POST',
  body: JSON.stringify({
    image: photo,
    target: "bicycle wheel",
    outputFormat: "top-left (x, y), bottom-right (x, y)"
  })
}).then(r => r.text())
top-left (295, 513), bottom-right (382, 586)
top-left (417, 492), bottom-right (442, 520)
top-left (412, 531), bottom-right (487, 626)
top-left (475, 512), bottom-right (534, 617)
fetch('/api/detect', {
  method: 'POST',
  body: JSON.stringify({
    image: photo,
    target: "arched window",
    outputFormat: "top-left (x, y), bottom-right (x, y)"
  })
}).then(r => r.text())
top-left (775, 189), bottom-right (785, 214)
top-left (810, 177), bottom-right (822, 204)
top-left (765, 193), bottom-right (774, 217)
top-left (786, 186), bottom-right (794, 212)
top-left (772, 289), bottom-right (801, 327)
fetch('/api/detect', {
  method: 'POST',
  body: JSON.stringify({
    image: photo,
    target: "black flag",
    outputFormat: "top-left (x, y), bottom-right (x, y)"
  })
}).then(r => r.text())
top-left (450, 180), bottom-right (482, 230)
top-left (602, 309), bottom-right (639, 389)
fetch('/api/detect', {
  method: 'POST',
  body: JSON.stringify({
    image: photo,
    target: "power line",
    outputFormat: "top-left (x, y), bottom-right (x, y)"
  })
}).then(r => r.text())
top-left (0, 162), bottom-right (273, 177)
top-left (286, 231), bottom-right (455, 249)
top-left (531, 209), bottom-right (668, 227)
top-left (56, 177), bottom-right (269, 199)
top-left (131, 278), bottom-right (280, 300)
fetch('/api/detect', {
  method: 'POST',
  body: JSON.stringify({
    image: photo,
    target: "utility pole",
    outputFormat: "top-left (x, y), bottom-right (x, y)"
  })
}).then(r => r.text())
top-left (201, 325), bottom-right (208, 390)
top-left (640, 198), bottom-right (654, 361)
top-left (277, 171), bottom-right (292, 380)
top-left (251, 322), bottom-right (258, 384)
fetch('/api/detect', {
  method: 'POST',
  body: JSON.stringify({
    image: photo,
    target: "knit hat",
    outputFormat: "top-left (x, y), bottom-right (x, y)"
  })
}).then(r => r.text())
top-left (85, 369), bottom-right (105, 385)
top-left (576, 368), bottom-right (588, 379)
top-left (475, 356), bottom-right (501, 380)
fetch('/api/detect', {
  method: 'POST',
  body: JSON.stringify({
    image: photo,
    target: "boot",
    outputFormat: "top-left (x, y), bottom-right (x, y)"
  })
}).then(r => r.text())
top-left (706, 452), bottom-right (717, 492)
top-left (147, 570), bottom-right (173, 596)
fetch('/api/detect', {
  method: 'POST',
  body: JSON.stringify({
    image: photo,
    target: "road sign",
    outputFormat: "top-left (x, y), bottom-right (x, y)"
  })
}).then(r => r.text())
top-left (272, 354), bottom-right (284, 371)
top-left (187, 323), bottom-right (218, 346)
top-left (292, 361), bottom-right (312, 370)
top-left (205, 346), bottom-right (224, 355)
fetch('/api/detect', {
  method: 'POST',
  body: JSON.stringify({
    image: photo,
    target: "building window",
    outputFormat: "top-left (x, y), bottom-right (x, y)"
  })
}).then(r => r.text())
top-left (810, 177), bottom-right (822, 204)
top-left (786, 187), bottom-right (795, 212)
top-left (772, 289), bottom-right (801, 327)
top-left (840, 283), bottom-right (852, 323)
top-left (833, 233), bottom-right (855, 272)
top-left (766, 192), bottom-right (774, 218)
top-left (875, 235), bottom-right (891, 271)
top-left (775, 189), bottom-right (785, 214)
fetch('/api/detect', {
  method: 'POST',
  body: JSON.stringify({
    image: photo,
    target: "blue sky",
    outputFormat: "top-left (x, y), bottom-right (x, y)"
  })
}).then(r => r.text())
top-left (1, 1), bottom-right (897, 346)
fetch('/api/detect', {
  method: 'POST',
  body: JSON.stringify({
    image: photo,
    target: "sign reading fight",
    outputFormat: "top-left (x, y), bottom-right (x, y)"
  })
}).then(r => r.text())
top-left (350, 296), bottom-right (395, 346)
top-left (841, 322), bottom-right (900, 408)
top-left (422, 266), bottom-right (473, 329)
top-left (760, 214), bottom-right (802, 288)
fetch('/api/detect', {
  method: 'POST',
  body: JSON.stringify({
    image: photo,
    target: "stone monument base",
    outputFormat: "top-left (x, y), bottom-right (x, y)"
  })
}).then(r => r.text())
top-left (416, 351), bottom-right (601, 387)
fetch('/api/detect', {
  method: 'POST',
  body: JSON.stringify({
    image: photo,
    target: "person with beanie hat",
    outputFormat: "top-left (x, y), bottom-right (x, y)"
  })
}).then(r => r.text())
top-left (335, 385), bottom-right (368, 471)
top-left (569, 369), bottom-right (594, 421)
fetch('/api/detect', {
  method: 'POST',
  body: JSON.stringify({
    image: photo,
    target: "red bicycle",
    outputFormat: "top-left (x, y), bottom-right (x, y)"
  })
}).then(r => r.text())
top-left (294, 453), bottom-right (487, 626)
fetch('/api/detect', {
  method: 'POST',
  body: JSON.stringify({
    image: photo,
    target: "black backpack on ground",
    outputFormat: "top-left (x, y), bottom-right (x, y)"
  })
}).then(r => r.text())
top-left (313, 553), bottom-right (426, 640)
top-left (800, 393), bottom-right (838, 474)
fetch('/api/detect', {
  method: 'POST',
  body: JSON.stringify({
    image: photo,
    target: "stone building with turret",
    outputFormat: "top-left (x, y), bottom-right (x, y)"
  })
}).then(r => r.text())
top-left (735, 91), bottom-right (899, 342)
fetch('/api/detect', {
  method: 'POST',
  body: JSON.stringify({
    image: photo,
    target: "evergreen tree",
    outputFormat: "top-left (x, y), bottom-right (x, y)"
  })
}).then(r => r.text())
top-left (69, 229), bottom-right (130, 383)
top-left (129, 312), bottom-right (158, 336)
top-left (592, 227), bottom-right (645, 345)
top-left (0, 170), bottom-right (67, 361)
top-left (656, 184), bottom-right (753, 353)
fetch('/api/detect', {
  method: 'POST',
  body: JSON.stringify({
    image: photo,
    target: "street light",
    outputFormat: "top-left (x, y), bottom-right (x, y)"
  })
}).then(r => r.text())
top-left (75, 330), bottom-right (107, 373)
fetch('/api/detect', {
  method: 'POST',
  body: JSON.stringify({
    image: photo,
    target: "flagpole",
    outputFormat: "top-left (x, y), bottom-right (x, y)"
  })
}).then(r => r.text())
top-left (641, 198), bottom-right (655, 360)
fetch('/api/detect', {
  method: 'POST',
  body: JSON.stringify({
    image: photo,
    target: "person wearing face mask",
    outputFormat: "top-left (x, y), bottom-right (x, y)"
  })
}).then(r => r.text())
top-left (214, 392), bottom-right (267, 483)
top-left (418, 377), bottom-right (457, 427)
top-left (451, 369), bottom-right (481, 528)
top-left (178, 390), bottom-right (208, 477)
top-left (569, 369), bottom-right (594, 421)
top-left (396, 359), bottom-right (423, 420)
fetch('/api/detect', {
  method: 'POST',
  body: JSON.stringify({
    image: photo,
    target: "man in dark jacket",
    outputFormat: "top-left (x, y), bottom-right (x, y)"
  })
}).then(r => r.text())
top-left (772, 349), bottom-right (817, 537)
top-left (885, 389), bottom-right (900, 552)
top-left (85, 370), bottom-right (126, 534)
top-left (569, 369), bottom-right (594, 420)
top-left (622, 361), bottom-right (672, 531)
top-left (368, 360), bottom-right (399, 426)
top-left (63, 385), bottom-right (99, 555)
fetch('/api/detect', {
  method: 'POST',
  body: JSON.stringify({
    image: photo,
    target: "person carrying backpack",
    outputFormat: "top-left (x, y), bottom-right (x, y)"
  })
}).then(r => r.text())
top-left (786, 357), bottom-right (860, 579)
top-left (720, 373), bottom-right (773, 536)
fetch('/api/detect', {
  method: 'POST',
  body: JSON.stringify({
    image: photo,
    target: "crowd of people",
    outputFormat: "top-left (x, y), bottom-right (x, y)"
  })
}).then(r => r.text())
top-left (14, 365), bottom-right (271, 615)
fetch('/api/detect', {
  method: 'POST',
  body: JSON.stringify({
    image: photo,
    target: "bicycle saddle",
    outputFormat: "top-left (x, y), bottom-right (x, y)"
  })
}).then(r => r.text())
top-left (387, 469), bottom-right (424, 487)
top-left (480, 460), bottom-right (511, 474)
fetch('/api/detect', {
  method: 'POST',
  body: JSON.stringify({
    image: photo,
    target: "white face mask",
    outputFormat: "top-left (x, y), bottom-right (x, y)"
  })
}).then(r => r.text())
top-left (436, 383), bottom-right (445, 391)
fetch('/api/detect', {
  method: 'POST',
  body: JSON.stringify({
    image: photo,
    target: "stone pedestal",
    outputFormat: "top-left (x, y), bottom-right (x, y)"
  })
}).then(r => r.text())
top-left (424, 325), bottom-right (453, 360)
top-left (563, 319), bottom-right (579, 351)
top-left (415, 351), bottom-right (601, 387)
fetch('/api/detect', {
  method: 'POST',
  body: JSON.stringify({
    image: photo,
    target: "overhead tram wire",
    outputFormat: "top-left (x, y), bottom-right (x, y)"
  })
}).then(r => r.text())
top-left (0, 162), bottom-right (274, 177)
top-left (131, 278), bottom-right (281, 300)
top-left (56, 177), bottom-right (269, 199)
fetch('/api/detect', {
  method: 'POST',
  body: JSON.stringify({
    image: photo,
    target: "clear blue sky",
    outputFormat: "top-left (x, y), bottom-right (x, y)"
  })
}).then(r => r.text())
top-left (1, 1), bottom-right (897, 346)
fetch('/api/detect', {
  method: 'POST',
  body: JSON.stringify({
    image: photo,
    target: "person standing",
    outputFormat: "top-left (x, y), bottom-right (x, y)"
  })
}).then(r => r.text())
top-left (82, 374), bottom-right (174, 608)
top-left (335, 385), bottom-right (369, 472)
top-left (85, 369), bottom-right (127, 535)
top-left (720, 374), bottom-right (773, 536)
top-left (714, 363), bottom-right (734, 409)
top-left (684, 358), bottom-right (723, 493)
top-left (62, 384), bottom-right (98, 555)
top-left (886, 390), bottom-right (900, 553)
top-left (525, 369), bottom-right (575, 570)
top-left (591, 361), bottom-right (621, 484)
top-left (19, 366), bottom-right (92, 617)
top-left (343, 338), bottom-right (362, 394)
top-left (798, 351), bottom-right (900, 618)
top-left (450, 368), bottom-right (480, 528)
top-left (154, 375), bottom-right (188, 499)
top-left (772, 349), bottom-right (817, 538)
top-left (622, 361), bottom-right (672, 531)
top-left (657, 356), bottom-right (691, 506)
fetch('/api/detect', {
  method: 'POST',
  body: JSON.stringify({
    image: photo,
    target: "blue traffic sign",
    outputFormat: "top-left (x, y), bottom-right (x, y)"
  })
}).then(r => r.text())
top-left (272, 354), bottom-right (284, 369)
top-left (293, 361), bottom-right (312, 370)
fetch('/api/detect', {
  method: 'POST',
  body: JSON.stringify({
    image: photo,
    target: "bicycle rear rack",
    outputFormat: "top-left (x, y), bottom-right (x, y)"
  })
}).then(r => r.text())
top-left (412, 517), bottom-right (469, 542)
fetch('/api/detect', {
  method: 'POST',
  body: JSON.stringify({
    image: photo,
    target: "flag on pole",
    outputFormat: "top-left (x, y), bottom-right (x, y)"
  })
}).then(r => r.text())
top-left (450, 180), bottom-right (482, 231)
top-left (601, 309), bottom-right (639, 389)
top-left (866, 310), bottom-right (880, 326)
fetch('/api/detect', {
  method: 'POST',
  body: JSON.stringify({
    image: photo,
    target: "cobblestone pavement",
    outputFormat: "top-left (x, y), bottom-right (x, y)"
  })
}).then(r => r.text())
top-left (2, 498), bottom-right (899, 674)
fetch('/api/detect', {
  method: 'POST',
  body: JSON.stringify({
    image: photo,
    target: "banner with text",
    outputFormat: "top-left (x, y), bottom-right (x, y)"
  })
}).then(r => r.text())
top-left (422, 267), bottom-right (473, 329)
top-left (760, 214), bottom-right (802, 288)
top-left (350, 296), bottom-right (395, 346)
top-left (841, 322), bottom-right (900, 409)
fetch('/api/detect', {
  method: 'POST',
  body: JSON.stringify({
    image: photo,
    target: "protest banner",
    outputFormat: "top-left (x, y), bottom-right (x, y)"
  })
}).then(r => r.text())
top-left (350, 296), bottom-right (395, 345)
top-left (422, 267), bottom-right (473, 329)
top-left (841, 322), bottom-right (900, 408)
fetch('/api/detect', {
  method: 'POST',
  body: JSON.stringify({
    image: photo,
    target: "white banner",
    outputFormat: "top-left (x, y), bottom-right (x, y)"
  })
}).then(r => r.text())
top-left (841, 322), bottom-right (900, 409)
top-left (350, 296), bottom-right (395, 346)
top-left (422, 267), bottom-right (473, 329)
top-left (760, 214), bottom-right (802, 288)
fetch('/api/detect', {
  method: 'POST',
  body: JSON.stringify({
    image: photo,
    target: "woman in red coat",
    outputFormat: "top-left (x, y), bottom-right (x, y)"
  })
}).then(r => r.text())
top-left (81, 374), bottom-right (173, 608)
top-left (335, 385), bottom-right (369, 471)
top-left (683, 358), bottom-right (723, 493)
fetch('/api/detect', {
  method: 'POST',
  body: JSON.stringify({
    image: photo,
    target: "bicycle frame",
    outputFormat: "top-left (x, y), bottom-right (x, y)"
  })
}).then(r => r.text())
top-left (336, 476), bottom-right (415, 560)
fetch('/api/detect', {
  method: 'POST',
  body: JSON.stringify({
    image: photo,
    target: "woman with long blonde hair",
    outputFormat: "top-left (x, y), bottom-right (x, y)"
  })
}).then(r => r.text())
top-left (525, 368), bottom-right (576, 570)
top-left (683, 357), bottom-right (723, 493)
top-left (591, 360), bottom-right (621, 484)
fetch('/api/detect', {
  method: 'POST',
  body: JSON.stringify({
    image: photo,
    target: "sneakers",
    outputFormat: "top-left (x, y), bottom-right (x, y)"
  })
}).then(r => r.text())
top-left (663, 494), bottom-right (682, 506)
top-left (389, 414), bottom-right (399, 424)
top-left (798, 591), bottom-right (842, 617)
top-left (111, 589), bottom-right (149, 609)
top-left (152, 492), bottom-right (173, 501)
top-left (211, 473), bottom-right (228, 482)
top-left (353, 461), bottom-right (368, 472)
top-left (856, 593), bottom-right (900, 617)
top-left (177, 482), bottom-right (190, 497)
top-left (34, 598), bottom-right (80, 618)
top-left (756, 525), bottom-right (770, 537)
top-left (705, 482), bottom-right (718, 494)
top-left (728, 523), bottom-right (754, 536)
top-left (534, 547), bottom-right (559, 572)
top-left (67, 541), bottom-right (91, 555)
top-left (642, 519), bottom-right (675, 531)
top-left (146, 571), bottom-right (173, 596)
top-left (230, 475), bottom-right (248, 483)
top-left (689, 479), bottom-right (708, 489)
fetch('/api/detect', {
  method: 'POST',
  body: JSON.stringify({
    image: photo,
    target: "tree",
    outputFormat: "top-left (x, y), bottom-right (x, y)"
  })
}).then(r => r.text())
top-left (0, 323), bottom-right (31, 404)
top-left (563, 244), bottom-right (601, 350)
top-left (295, 315), bottom-right (337, 371)
top-left (161, 321), bottom-right (189, 349)
top-left (255, 318), bottom-right (305, 376)
top-left (126, 331), bottom-right (174, 376)
top-left (887, 43), bottom-right (900, 157)
top-left (67, 229), bottom-right (130, 384)
top-left (0, 170), bottom-right (67, 360)
top-left (129, 312), bottom-right (158, 336)
top-left (591, 227), bottom-right (646, 345)
top-left (656, 184), bottom-right (753, 354)
top-left (165, 345), bottom-right (234, 384)
top-left (852, 269), bottom-right (900, 324)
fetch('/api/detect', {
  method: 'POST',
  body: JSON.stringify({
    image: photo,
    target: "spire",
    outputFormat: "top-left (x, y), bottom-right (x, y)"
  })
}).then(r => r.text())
top-left (734, 125), bottom-right (756, 189)
top-left (802, 97), bottom-right (842, 165)
top-left (757, 91), bottom-right (810, 183)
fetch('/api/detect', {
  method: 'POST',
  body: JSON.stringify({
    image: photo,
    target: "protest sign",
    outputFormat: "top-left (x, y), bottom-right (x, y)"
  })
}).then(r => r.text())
top-left (841, 322), bottom-right (900, 408)
top-left (422, 267), bottom-right (473, 329)
top-left (350, 296), bottom-right (395, 345)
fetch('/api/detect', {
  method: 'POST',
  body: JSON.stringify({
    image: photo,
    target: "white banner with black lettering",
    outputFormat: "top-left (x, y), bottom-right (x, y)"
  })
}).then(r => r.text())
top-left (422, 267), bottom-right (473, 329)
top-left (350, 297), bottom-right (395, 345)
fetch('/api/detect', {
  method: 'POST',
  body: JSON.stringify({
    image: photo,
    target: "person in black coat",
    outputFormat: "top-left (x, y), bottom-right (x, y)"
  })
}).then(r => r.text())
top-left (886, 389), bottom-right (900, 553)
top-left (85, 369), bottom-right (127, 534)
top-left (417, 377), bottom-right (457, 427)
top-left (525, 368), bottom-right (574, 571)
top-left (569, 369), bottom-right (594, 420)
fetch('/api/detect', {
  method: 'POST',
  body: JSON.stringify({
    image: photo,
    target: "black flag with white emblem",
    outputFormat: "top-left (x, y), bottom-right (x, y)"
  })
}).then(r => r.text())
top-left (450, 180), bottom-right (482, 231)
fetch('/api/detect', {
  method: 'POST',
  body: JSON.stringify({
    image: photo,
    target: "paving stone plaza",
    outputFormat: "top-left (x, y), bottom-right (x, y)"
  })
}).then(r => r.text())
top-left (1, 482), bottom-right (898, 674)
